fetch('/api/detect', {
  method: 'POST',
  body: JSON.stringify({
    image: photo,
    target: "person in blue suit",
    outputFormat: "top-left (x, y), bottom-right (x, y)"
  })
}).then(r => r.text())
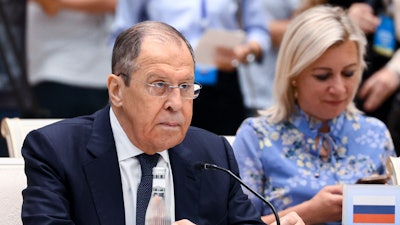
top-left (21, 21), bottom-right (304, 225)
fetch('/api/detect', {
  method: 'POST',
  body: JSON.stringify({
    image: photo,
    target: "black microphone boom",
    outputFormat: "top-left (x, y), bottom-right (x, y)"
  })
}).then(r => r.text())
top-left (196, 162), bottom-right (280, 225)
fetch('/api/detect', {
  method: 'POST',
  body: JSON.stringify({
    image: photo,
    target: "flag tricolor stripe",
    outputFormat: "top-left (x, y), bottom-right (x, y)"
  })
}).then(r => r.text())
top-left (352, 195), bottom-right (396, 224)
top-left (353, 196), bottom-right (395, 205)
top-left (353, 214), bottom-right (395, 223)
top-left (353, 205), bottom-right (395, 214)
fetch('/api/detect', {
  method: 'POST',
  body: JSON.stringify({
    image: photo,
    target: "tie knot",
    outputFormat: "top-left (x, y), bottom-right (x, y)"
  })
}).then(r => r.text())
top-left (137, 153), bottom-right (160, 177)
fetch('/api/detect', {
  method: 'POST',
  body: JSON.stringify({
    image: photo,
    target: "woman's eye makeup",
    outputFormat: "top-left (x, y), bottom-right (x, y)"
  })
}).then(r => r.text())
top-left (312, 70), bottom-right (355, 81)
top-left (313, 73), bottom-right (330, 81)
top-left (342, 70), bottom-right (355, 77)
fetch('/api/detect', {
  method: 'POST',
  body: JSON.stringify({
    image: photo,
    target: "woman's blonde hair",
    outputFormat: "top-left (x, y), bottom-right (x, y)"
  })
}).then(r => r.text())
top-left (261, 5), bottom-right (367, 123)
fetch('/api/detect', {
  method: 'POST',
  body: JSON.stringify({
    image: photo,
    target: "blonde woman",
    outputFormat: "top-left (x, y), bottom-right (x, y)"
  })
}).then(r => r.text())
top-left (233, 6), bottom-right (396, 225)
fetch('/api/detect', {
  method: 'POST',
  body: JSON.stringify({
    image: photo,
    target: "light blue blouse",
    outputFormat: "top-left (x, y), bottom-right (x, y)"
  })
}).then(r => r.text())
top-left (233, 108), bottom-right (396, 224)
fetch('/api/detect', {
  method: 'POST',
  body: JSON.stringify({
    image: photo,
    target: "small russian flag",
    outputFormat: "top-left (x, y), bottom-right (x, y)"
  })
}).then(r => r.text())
top-left (343, 185), bottom-right (400, 225)
top-left (352, 196), bottom-right (395, 224)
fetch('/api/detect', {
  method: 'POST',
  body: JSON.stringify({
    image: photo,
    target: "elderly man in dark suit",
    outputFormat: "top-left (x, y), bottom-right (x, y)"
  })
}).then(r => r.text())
top-left (21, 21), bottom-right (303, 225)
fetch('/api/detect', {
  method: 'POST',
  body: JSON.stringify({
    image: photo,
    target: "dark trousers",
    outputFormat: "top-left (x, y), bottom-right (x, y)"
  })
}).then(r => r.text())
top-left (33, 81), bottom-right (109, 118)
top-left (191, 70), bottom-right (246, 135)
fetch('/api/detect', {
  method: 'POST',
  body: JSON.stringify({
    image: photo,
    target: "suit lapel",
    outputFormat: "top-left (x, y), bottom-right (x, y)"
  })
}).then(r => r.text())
top-left (83, 107), bottom-right (126, 225)
top-left (169, 146), bottom-right (201, 223)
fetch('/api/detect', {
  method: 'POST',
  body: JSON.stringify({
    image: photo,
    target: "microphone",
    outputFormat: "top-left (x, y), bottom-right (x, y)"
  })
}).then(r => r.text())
top-left (195, 162), bottom-right (280, 225)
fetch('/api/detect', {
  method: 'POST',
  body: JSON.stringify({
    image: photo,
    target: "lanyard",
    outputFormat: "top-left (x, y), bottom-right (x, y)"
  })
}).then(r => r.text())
top-left (200, 0), bottom-right (208, 29)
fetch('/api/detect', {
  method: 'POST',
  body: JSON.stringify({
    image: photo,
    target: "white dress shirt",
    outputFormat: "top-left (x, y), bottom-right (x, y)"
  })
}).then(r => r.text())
top-left (109, 108), bottom-right (175, 225)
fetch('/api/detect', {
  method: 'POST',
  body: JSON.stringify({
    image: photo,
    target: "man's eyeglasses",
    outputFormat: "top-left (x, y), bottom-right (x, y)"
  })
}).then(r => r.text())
top-left (118, 73), bottom-right (202, 99)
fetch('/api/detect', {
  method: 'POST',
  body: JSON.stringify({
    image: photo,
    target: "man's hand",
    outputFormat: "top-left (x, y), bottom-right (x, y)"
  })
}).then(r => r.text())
top-left (172, 219), bottom-right (196, 225)
top-left (347, 3), bottom-right (380, 34)
top-left (214, 42), bottom-right (261, 72)
top-left (214, 46), bottom-right (238, 72)
top-left (358, 68), bottom-right (400, 112)
top-left (33, 0), bottom-right (61, 16)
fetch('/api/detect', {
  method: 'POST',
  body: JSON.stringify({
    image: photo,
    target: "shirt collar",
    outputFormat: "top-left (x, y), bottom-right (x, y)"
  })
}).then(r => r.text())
top-left (289, 105), bottom-right (349, 159)
top-left (109, 108), bottom-right (170, 163)
top-left (289, 105), bottom-right (347, 139)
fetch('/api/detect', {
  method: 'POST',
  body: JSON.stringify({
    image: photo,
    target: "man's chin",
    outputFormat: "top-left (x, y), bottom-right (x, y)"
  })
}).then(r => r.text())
top-left (157, 133), bottom-right (185, 147)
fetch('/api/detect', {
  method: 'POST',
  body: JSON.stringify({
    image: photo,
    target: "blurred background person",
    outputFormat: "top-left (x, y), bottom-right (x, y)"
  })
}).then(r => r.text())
top-left (112, 0), bottom-right (270, 135)
top-left (233, 6), bottom-right (396, 225)
top-left (0, 0), bottom-right (29, 156)
top-left (26, 0), bottom-right (116, 118)
top-left (238, 0), bottom-right (327, 117)
top-left (238, 0), bottom-right (301, 117)
top-left (387, 48), bottom-right (400, 155)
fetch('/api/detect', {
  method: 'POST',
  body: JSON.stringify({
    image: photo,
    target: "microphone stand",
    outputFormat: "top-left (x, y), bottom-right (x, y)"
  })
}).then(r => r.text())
top-left (199, 163), bottom-right (280, 225)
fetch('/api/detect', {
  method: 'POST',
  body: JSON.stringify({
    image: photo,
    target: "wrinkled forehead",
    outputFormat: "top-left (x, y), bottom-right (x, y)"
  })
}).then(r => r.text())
top-left (146, 29), bottom-right (185, 46)
top-left (134, 38), bottom-right (195, 80)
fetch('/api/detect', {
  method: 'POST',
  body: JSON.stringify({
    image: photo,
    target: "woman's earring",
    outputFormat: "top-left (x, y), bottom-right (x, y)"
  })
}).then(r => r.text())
top-left (291, 80), bottom-right (298, 99)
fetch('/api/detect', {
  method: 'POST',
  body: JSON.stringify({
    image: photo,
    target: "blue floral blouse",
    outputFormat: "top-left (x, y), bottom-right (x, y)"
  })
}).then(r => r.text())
top-left (232, 108), bottom-right (395, 224)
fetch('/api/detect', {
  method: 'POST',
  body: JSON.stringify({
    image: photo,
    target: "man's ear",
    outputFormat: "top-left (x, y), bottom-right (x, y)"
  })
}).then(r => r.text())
top-left (108, 74), bottom-right (123, 107)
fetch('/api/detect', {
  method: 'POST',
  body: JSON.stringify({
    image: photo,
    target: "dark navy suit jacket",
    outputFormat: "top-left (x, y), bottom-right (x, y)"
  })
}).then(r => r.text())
top-left (21, 106), bottom-right (264, 225)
